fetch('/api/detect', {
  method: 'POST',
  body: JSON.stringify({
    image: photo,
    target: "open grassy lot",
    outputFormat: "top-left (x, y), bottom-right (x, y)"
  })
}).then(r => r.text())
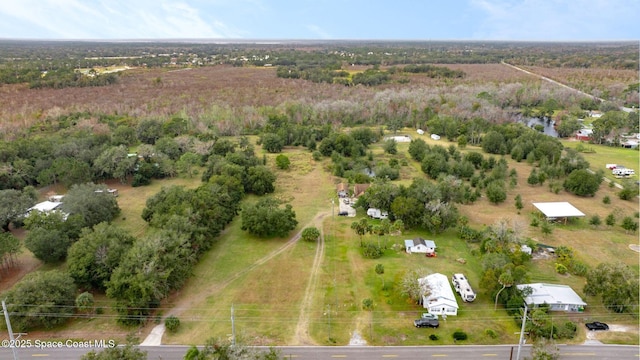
top-left (163, 146), bottom-right (335, 345)
top-left (562, 140), bottom-right (639, 183)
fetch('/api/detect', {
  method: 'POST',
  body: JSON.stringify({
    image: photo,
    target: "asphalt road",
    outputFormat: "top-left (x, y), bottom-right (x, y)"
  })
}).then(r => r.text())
top-left (1, 344), bottom-right (638, 360)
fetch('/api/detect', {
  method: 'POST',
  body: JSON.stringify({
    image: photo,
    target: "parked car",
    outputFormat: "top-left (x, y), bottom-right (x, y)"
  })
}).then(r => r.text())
top-left (414, 318), bottom-right (439, 328)
top-left (338, 211), bottom-right (348, 216)
top-left (585, 322), bottom-right (609, 331)
top-left (421, 313), bottom-right (438, 320)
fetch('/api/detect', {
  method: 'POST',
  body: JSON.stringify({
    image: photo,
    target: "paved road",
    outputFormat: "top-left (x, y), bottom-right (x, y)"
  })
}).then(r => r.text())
top-left (2, 344), bottom-right (638, 360)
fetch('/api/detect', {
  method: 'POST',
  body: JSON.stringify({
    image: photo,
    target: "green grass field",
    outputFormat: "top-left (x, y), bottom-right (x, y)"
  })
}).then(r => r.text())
top-left (562, 140), bottom-right (640, 183)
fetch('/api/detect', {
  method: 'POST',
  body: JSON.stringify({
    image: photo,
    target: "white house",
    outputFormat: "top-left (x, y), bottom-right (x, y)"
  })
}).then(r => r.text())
top-left (404, 237), bottom-right (436, 255)
top-left (517, 283), bottom-right (587, 312)
top-left (418, 273), bottom-right (459, 316)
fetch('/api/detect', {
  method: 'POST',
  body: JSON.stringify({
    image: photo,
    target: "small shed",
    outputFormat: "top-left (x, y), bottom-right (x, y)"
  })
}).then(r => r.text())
top-left (404, 237), bottom-right (436, 254)
top-left (517, 283), bottom-right (586, 312)
top-left (532, 202), bottom-right (585, 224)
top-left (418, 273), bottom-right (458, 316)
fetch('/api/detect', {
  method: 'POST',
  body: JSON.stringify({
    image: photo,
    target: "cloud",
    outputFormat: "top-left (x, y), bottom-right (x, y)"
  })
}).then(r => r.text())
top-left (469, 0), bottom-right (637, 40)
top-left (0, 0), bottom-right (242, 39)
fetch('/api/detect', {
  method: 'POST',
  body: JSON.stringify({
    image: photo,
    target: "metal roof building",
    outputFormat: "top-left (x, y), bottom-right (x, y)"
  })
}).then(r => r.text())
top-left (517, 283), bottom-right (586, 312)
top-left (418, 273), bottom-right (458, 316)
top-left (532, 202), bottom-right (585, 223)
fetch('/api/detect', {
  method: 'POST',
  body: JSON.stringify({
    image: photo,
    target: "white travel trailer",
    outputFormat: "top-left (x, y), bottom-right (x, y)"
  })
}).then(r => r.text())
top-left (366, 208), bottom-right (388, 219)
top-left (451, 273), bottom-right (476, 302)
top-left (612, 168), bottom-right (635, 176)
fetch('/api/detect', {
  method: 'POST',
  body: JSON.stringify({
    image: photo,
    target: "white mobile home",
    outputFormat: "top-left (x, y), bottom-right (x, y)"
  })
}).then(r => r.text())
top-left (418, 273), bottom-right (458, 316)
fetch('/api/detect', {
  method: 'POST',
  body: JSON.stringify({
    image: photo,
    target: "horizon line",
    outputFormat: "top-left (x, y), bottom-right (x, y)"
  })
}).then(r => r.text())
top-left (0, 38), bottom-right (638, 44)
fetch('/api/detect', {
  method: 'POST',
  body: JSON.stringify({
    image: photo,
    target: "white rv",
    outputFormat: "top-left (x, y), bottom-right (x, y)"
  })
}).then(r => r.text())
top-left (367, 208), bottom-right (388, 219)
top-left (451, 273), bottom-right (476, 302)
top-left (612, 168), bottom-right (635, 176)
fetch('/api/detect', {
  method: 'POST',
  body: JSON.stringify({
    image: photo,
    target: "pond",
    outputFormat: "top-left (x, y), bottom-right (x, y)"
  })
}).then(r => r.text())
top-left (519, 116), bottom-right (558, 137)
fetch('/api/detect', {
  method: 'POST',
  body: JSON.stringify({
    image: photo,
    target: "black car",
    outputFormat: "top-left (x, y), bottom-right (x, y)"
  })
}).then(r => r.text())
top-left (585, 322), bottom-right (609, 331)
top-left (414, 318), bottom-right (439, 328)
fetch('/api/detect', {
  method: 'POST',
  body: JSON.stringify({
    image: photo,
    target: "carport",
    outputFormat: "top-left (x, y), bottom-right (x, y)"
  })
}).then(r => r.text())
top-left (532, 202), bottom-right (585, 224)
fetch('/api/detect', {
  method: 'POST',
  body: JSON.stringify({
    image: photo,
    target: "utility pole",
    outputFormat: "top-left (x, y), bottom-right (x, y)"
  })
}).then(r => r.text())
top-left (516, 303), bottom-right (528, 360)
top-left (331, 198), bottom-right (335, 218)
top-left (231, 303), bottom-right (236, 347)
top-left (2, 300), bottom-right (18, 360)
top-left (327, 304), bottom-right (331, 341)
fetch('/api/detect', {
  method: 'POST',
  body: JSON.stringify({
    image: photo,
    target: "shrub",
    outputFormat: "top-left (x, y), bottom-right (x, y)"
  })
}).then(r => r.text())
top-left (485, 329), bottom-right (498, 339)
top-left (555, 263), bottom-right (568, 274)
top-left (602, 195), bottom-right (611, 205)
top-left (75, 292), bottom-right (94, 314)
top-left (429, 334), bottom-right (439, 341)
top-left (555, 321), bottom-right (578, 339)
top-left (621, 216), bottom-right (639, 233)
top-left (165, 315), bottom-right (181, 333)
top-left (362, 242), bottom-right (383, 259)
top-left (362, 298), bottom-right (374, 310)
top-left (383, 139), bottom-right (398, 154)
top-left (312, 151), bottom-right (322, 161)
top-left (261, 133), bottom-right (284, 153)
top-left (458, 225), bottom-right (481, 242)
top-left (530, 217), bottom-right (540, 227)
top-left (275, 154), bottom-right (290, 170)
top-left (452, 331), bottom-right (468, 341)
top-left (485, 181), bottom-right (507, 204)
top-left (568, 260), bottom-right (589, 277)
top-left (301, 227), bottom-right (321, 242)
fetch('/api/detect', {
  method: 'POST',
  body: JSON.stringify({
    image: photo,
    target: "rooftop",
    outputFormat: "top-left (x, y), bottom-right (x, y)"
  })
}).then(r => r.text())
top-left (532, 202), bottom-right (585, 218)
top-left (517, 283), bottom-right (587, 306)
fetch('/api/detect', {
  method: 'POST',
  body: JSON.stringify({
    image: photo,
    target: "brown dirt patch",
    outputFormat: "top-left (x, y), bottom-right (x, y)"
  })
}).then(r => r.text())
top-left (0, 252), bottom-right (41, 293)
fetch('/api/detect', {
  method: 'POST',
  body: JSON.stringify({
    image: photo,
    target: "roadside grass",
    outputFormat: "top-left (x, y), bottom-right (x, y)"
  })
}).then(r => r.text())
top-left (164, 229), bottom-right (317, 345)
top-left (25, 293), bottom-right (133, 344)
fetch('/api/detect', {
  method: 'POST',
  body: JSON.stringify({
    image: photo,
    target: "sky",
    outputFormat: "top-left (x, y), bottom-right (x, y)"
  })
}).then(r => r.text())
top-left (0, 0), bottom-right (638, 41)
